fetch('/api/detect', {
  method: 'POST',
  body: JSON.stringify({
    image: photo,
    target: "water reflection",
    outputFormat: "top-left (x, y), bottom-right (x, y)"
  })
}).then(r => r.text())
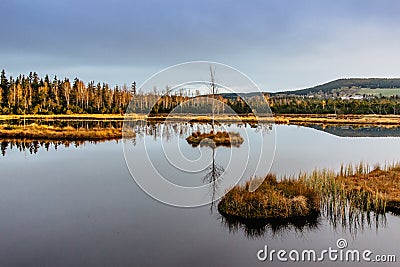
top-left (324, 206), bottom-right (388, 237)
top-left (306, 124), bottom-right (400, 137)
top-left (2, 118), bottom-right (124, 129)
top-left (219, 204), bottom-right (389, 239)
top-left (125, 120), bottom-right (271, 143)
top-left (0, 121), bottom-right (266, 156)
top-left (203, 147), bottom-right (225, 211)
top-left (0, 139), bottom-right (116, 156)
top-left (1, 121), bottom-right (396, 239)
top-left (220, 213), bottom-right (321, 239)
top-left (8, 119), bottom-right (400, 139)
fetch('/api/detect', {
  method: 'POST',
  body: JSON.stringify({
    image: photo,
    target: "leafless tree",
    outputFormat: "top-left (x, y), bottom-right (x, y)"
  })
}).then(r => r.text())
top-left (208, 66), bottom-right (218, 132)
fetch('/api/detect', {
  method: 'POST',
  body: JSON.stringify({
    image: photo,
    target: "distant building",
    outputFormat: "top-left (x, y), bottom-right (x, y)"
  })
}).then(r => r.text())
top-left (341, 95), bottom-right (363, 100)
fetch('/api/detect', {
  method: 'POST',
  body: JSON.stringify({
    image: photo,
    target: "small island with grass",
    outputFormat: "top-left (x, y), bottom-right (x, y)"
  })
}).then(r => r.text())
top-left (186, 131), bottom-right (244, 147)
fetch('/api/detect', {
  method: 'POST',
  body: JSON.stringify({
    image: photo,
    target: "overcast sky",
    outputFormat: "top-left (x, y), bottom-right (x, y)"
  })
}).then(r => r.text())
top-left (2, 0), bottom-right (400, 92)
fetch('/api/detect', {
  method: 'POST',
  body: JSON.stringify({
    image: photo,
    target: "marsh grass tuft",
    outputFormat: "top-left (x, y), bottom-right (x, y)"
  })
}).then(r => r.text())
top-left (218, 174), bottom-right (320, 220)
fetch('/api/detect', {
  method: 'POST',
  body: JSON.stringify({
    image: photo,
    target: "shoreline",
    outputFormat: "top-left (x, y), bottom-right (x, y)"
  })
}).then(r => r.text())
top-left (1, 113), bottom-right (400, 140)
top-left (1, 113), bottom-right (400, 125)
top-left (0, 124), bottom-right (125, 141)
top-left (274, 114), bottom-right (400, 126)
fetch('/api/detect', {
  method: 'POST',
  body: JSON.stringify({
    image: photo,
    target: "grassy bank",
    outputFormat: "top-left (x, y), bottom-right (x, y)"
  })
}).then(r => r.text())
top-left (147, 113), bottom-right (400, 125)
top-left (218, 162), bottom-right (400, 221)
top-left (274, 114), bottom-right (400, 126)
top-left (0, 124), bottom-right (131, 140)
top-left (2, 113), bottom-right (400, 125)
top-left (1, 113), bottom-right (400, 140)
top-left (0, 114), bottom-right (141, 121)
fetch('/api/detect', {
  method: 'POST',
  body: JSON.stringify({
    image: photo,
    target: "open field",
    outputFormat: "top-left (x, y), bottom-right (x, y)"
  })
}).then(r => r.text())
top-left (358, 88), bottom-right (400, 97)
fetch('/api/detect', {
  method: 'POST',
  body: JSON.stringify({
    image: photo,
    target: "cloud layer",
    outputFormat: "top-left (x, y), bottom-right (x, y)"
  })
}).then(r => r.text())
top-left (2, 0), bottom-right (400, 91)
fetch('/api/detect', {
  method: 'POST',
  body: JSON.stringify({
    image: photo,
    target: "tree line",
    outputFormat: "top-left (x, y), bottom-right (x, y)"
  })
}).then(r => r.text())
top-left (0, 70), bottom-right (133, 114)
top-left (2, 69), bottom-right (400, 115)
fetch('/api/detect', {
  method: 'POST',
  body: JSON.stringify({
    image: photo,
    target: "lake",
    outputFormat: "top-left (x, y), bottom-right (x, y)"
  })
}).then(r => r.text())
top-left (0, 124), bottom-right (399, 266)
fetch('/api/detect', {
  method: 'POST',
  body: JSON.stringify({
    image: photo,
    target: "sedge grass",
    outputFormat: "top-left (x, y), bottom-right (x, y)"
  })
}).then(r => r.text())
top-left (219, 162), bottom-right (400, 223)
top-left (299, 162), bottom-right (400, 215)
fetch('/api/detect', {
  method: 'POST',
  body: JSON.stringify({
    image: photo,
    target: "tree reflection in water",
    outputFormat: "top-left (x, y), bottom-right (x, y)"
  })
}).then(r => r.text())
top-left (0, 139), bottom-right (119, 156)
top-left (202, 146), bottom-right (225, 212)
top-left (219, 204), bottom-right (388, 239)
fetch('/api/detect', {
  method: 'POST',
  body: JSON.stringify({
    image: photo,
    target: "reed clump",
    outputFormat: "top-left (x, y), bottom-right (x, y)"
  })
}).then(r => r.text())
top-left (299, 162), bottom-right (400, 215)
top-left (186, 131), bottom-right (244, 147)
top-left (218, 174), bottom-right (320, 219)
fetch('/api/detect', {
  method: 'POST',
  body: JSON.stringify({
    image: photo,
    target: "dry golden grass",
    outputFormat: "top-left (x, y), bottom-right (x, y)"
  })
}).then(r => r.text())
top-left (274, 114), bottom-right (400, 126)
top-left (299, 162), bottom-right (400, 215)
top-left (338, 163), bottom-right (400, 214)
top-left (218, 174), bottom-right (320, 220)
top-left (0, 123), bottom-right (129, 140)
top-left (3, 113), bottom-right (400, 126)
top-left (0, 114), bottom-right (146, 122)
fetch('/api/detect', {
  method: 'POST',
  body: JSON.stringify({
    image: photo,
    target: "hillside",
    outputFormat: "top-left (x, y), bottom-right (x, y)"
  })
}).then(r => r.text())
top-left (277, 78), bottom-right (400, 96)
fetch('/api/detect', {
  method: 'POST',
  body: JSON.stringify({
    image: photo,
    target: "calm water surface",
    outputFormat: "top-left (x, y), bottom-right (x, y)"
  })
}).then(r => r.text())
top-left (0, 124), bottom-right (399, 266)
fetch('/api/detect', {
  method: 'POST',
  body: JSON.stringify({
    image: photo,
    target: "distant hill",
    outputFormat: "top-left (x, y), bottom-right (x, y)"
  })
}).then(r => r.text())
top-left (216, 92), bottom-right (266, 99)
top-left (276, 78), bottom-right (400, 96)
